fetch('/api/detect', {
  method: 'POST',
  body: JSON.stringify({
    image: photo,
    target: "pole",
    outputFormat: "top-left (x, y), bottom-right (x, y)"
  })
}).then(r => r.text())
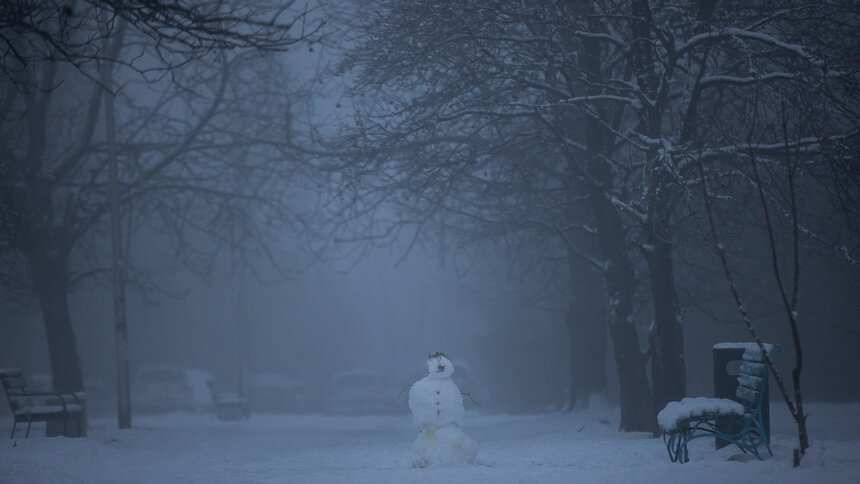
top-left (101, 14), bottom-right (131, 429)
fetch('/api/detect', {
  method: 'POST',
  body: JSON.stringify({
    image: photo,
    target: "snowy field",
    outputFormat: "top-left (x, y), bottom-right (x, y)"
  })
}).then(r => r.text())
top-left (2, 400), bottom-right (859, 483)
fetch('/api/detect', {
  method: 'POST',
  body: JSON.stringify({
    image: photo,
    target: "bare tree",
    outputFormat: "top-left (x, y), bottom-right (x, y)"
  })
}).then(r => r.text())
top-left (323, 0), bottom-right (858, 435)
top-left (321, 0), bottom-right (660, 430)
top-left (0, 2), bottom-right (320, 397)
top-left (695, 144), bottom-right (812, 464)
top-left (576, 0), bottom-right (858, 421)
top-left (1, 0), bottom-right (320, 85)
top-left (692, 80), bottom-right (858, 464)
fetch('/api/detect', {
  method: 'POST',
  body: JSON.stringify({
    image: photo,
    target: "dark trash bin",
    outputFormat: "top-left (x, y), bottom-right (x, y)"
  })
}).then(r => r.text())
top-left (712, 343), bottom-right (774, 450)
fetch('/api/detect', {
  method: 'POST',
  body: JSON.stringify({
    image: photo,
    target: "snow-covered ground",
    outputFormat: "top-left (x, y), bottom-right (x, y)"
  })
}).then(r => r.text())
top-left (2, 400), bottom-right (859, 483)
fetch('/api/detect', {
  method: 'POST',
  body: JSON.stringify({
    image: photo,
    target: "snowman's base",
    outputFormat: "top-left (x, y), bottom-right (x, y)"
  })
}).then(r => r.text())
top-left (412, 423), bottom-right (478, 467)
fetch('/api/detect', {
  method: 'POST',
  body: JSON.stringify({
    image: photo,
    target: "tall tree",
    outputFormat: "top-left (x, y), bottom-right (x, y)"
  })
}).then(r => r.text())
top-left (0, 2), bottom-right (319, 394)
top-left (325, 0), bottom-right (658, 430)
top-left (326, 0), bottom-right (858, 433)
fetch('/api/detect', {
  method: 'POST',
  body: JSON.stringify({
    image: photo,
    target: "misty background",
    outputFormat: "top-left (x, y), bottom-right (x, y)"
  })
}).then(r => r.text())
top-left (3, 231), bottom-right (858, 413)
top-left (2, 242), bottom-right (572, 413)
top-left (1, 1), bottom-right (859, 440)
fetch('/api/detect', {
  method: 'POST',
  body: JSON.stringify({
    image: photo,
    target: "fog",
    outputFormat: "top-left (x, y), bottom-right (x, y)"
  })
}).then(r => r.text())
top-left (2, 240), bottom-right (574, 414)
top-left (1, 1), bottom-right (859, 445)
top-left (4, 234), bottom-right (859, 416)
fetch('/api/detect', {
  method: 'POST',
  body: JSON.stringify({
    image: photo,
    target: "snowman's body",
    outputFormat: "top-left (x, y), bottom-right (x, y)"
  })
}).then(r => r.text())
top-left (408, 354), bottom-right (477, 467)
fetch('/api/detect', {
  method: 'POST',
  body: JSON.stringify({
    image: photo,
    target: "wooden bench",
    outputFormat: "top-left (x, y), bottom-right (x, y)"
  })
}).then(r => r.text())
top-left (1, 368), bottom-right (85, 438)
top-left (657, 344), bottom-right (775, 463)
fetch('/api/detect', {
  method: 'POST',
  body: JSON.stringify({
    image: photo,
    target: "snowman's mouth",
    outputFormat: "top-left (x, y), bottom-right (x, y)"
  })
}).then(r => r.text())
top-left (437, 365), bottom-right (445, 372)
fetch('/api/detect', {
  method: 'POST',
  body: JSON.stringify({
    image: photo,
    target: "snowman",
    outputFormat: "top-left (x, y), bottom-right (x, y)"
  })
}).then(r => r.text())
top-left (407, 352), bottom-right (478, 467)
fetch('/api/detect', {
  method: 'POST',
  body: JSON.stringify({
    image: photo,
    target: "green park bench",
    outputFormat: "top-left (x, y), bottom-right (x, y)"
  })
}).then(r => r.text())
top-left (657, 343), bottom-right (775, 463)
top-left (1, 368), bottom-right (85, 438)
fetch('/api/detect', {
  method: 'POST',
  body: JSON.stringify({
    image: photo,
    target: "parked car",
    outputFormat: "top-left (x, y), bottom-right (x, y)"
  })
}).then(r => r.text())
top-left (325, 370), bottom-right (399, 415)
top-left (247, 373), bottom-right (313, 414)
top-left (131, 366), bottom-right (213, 414)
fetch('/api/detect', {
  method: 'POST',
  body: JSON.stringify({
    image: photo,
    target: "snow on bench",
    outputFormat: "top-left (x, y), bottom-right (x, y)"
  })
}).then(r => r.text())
top-left (657, 397), bottom-right (744, 432)
top-left (660, 342), bottom-right (777, 462)
top-left (1, 368), bottom-right (86, 438)
top-left (13, 403), bottom-right (84, 416)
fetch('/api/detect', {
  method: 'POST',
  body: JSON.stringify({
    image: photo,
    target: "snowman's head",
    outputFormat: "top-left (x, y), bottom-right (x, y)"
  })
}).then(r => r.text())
top-left (427, 351), bottom-right (455, 378)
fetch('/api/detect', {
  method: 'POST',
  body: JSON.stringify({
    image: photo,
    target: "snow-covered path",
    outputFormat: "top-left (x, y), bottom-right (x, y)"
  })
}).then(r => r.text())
top-left (2, 402), bottom-right (859, 483)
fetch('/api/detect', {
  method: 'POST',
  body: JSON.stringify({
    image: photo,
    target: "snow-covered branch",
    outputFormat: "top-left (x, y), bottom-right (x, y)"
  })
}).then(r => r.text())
top-left (699, 72), bottom-right (800, 89)
top-left (677, 27), bottom-right (820, 67)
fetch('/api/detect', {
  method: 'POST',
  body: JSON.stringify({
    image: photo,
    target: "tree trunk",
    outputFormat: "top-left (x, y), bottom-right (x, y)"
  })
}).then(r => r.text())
top-left (31, 255), bottom-right (84, 394)
top-left (645, 0), bottom-right (718, 415)
top-left (565, 1), bottom-right (657, 432)
top-left (577, 141), bottom-right (654, 431)
top-left (565, 259), bottom-right (607, 406)
top-left (593, 194), bottom-right (655, 433)
top-left (645, 233), bottom-right (686, 415)
top-left (630, 0), bottom-right (687, 416)
top-left (569, 1), bottom-right (655, 431)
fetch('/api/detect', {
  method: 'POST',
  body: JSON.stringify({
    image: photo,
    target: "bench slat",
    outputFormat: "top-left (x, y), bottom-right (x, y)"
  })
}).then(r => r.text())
top-left (737, 374), bottom-right (762, 390)
top-left (740, 361), bottom-right (767, 377)
top-left (13, 404), bottom-right (83, 416)
top-left (736, 385), bottom-right (759, 404)
top-left (2, 376), bottom-right (26, 391)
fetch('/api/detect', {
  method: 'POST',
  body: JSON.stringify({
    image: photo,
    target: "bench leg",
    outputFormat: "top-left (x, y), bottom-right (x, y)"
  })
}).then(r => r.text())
top-left (10, 422), bottom-right (16, 439)
top-left (668, 434), bottom-right (680, 462)
top-left (665, 429), bottom-right (692, 464)
top-left (25, 417), bottom-right (32, 438)
top-left (743, 427), bottom-right (771, 460)
top-left (762, 436), bottom-right (774, 457)
top-left (679, 433), bottom-right (690, 463)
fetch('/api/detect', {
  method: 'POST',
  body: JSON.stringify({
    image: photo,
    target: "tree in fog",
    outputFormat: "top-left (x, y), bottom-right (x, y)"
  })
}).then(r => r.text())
top-left (1, 1), bottom-right (313, 83)
top-left (0, 1), bottom-right (320, 395)
top-left (695, 123), bottom-right (857, 464)
top-left (325, 0), bottom-right (858, 433)
top-left (325, 0), bottom-right (653, 429)
top-left (689, 5), bottom-right (860, 459)
top-left (641, 0), bottom-right (858, 461)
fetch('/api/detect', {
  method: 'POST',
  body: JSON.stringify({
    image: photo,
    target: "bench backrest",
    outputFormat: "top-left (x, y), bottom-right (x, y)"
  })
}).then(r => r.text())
top-left (736, 357), bottom-right (768, 413)
top-left (1, 369), bottom-right (26, 392)
top-left (0, 369), bottom-right (28, 412)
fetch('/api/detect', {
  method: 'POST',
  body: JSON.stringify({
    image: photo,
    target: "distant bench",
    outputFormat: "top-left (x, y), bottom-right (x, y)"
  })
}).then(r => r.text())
top-left (207, 380), bottom-right (250, 421)
top-left (658, 343), bottom-right (775, 463)
top-left (1, 368), bottom-right (86, 438)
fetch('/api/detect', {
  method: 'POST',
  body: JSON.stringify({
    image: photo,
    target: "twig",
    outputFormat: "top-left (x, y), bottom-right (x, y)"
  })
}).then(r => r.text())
top-left (462, 392), bottom-right (482, 408)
